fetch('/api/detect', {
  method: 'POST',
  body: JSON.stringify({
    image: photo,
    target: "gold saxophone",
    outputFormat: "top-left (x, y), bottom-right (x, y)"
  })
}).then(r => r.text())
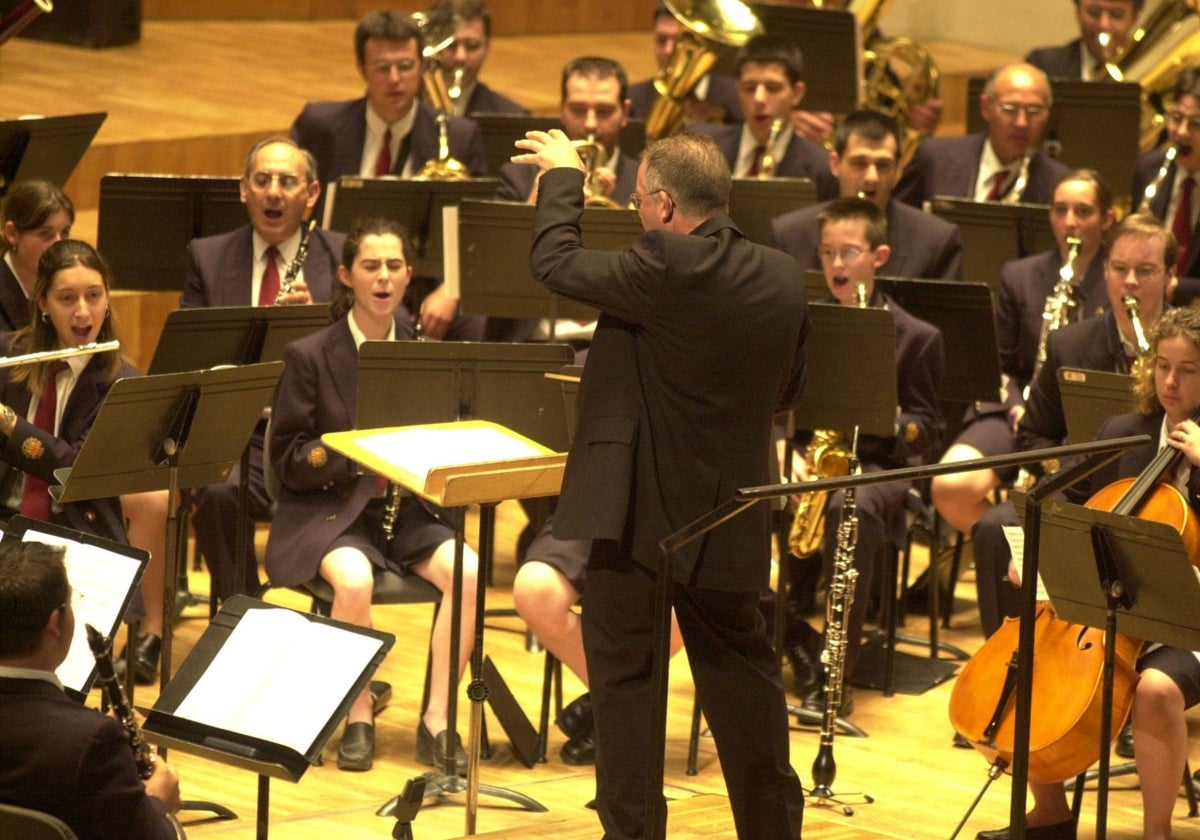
top-left (1031, 236), bottom-right (1082, 382)
top-left (788, 282), bottom-right (867, 558)
top-left (756, 118), bottom-right (785, 179)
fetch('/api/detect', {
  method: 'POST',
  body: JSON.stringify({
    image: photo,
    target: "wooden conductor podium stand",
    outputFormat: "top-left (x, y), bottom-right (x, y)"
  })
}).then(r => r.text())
top-left (323, 420), bottom-right (564, 835)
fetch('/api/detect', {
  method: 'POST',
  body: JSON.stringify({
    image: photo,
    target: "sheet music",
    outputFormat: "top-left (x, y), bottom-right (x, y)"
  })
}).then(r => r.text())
top-left (442, 204), bottom-right (460, 298)
top-left (19, 527), bottom-right (145, 693)
top-left (1001, 524), bottom-right (1049, 601)
top-left (173, 607), bottom-right (383, 756)
top-left (359, 425), bottom-right (546, 480)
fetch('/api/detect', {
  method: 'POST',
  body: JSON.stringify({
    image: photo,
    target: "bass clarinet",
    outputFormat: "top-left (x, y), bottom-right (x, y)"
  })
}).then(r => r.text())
top-left (85, 624), bottom-right (157, 780)
top-left (273, 218), bottom-right (316, 304)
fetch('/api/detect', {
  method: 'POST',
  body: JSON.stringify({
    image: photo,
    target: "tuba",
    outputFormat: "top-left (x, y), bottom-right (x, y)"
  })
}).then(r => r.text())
top-left (413, 9), bottom-right (470, 179)
top-left (645, 0), bottom-right (763, 140)
top-left (1109, 0), bottom-right (1200, 151)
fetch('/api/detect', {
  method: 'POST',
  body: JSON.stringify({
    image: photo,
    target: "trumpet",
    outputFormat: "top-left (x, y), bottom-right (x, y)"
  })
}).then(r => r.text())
top-left (1124, 294), bottom-right (1151, 355)
top-left (447, 66), bottom-right (465, 108)
top-left (1138, 145), bottom-right (1177, 213)
top-left (1000, 149), bottom-right (1035, 205)
top-left (0, 340), bottom-right (119, 370)
top-left (274, 219), bottom-right (315, 304)
top-left (573, 133), bottom-right (623, 208)
top-left (756, 118), bottom-right (785, 179)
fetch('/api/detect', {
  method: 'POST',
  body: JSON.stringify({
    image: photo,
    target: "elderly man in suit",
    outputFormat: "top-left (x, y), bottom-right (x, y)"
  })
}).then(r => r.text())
top-left (183, 136), bottom-right (345, 607)
top-left (771, 109), bottom-right (962, 280)
top-left (1132, 67), bottom-right (1200, 304)
top-left (513, 128), bottom-right (806, 839)
top-left (290, 9), bottom-right (487, 340)
top-left (626, 3), bottom-right (741, 127)
top-left (687, 34), bottom-right (838, 199)
top-left (1026, 0), bottom-right (1142, 80)
top-left (894, 62), bottom-right (1068, 208)
top-left (428, 0), bottom-right (528, 116)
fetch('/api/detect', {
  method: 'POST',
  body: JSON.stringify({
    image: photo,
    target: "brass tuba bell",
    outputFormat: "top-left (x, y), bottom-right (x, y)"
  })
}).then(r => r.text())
top-left (645, 0), bottom-right (763, 140)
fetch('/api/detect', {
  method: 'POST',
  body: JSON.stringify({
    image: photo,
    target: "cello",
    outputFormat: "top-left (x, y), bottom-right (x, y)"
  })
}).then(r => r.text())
top-left (950, 413), bottom-right (1200, 784)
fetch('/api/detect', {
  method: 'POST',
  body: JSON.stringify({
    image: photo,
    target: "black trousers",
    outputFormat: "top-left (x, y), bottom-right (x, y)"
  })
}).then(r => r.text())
top-left (582, 540), bottom-right (804, 840)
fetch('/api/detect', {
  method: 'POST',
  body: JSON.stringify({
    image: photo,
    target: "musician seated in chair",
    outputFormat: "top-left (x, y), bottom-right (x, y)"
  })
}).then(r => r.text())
top-left (0, 541), bottom-right (183, 839)
top-left (266, 218), bottom-right (478, 774)
top-left (931, 169), bottom-right (1114, 554)
top-left (685, 34), bottom-right (838, 198)
top-left (785, 197), bottom-right (944, 714)
top-left (971, 303), bottom-right (1200, 840)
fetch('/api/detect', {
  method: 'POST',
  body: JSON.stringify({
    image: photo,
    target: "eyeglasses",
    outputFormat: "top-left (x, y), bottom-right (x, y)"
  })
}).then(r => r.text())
top-left (994, 102), bottom-right (1048, 121)
top-left (817, 246), bottom-right (868, 263)
top-left (629, 188), bottom-right (664, 209)
top-left (1167, 111), bottom-right (1200, 134)
top-left (1106, 261), bottom-right (1166, 281)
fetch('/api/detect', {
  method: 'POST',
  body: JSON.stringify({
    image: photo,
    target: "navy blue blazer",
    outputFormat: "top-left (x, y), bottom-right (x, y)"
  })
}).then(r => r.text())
top-left (1025, 39), bottom-right (1084, 80)
top-left (0, 259), bottom-right (30, 332)
top-left (463, 81), bottom-right (528, 116)
top-left (1132, 147), bottom-right (1200, 304)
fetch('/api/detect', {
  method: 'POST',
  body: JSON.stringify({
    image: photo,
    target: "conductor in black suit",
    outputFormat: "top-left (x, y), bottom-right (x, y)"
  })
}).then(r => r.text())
top-left (894, 62), bottom-right (1068, 208)
top-left (514, 129), bottom-right (806, 839)
top-left (428, 0), bottom-right (528, 116)
top-left (771, 109), bottom-right (963, 280)
top-left (1025, 0), bottom-right (1142, 80)
top-left (1132, 68), bottom-right (1200, 304)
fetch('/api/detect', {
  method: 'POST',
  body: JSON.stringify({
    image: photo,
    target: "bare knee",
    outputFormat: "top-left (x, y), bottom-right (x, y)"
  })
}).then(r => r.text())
top-left (513, 561), bottom-right (578, 628)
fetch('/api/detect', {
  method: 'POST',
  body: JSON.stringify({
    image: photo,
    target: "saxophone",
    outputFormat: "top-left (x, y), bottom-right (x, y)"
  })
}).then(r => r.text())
top-left (273, 218), bottom-right (315, 305)
top-left (1000, 149), bottom-right (1035, 205)
top-left (787, 283), bottom-right (867, 558)
top-left (810, 426), bottom-right (860, 801)
top-left (756, 118), bottom-right (785, 179)
top-left (1031, 236), bottom-right (1082, 382)
top-left (85, 624), bottom-right (156, 780)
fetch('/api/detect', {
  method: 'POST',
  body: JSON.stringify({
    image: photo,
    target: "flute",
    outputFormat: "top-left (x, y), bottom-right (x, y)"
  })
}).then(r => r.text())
top-left (0, 340), bottom-right (119, 370)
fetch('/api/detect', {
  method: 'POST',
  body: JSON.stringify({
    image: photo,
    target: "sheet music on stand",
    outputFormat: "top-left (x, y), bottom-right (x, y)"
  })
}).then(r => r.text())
top-left (1, 516), bottom-right (148, 701)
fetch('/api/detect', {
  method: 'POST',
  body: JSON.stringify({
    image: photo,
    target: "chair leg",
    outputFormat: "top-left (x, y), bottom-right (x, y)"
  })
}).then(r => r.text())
top-left (1185, 760), bottom-right (1198, 818)
top-left (881, 542), bottom-right (899, 698)
top-left (537, 651), bottom-right (559, 764)
top-left (686, 694), bottom-right (703, 776)
top-left (942, 532), bottom-right (965, 630)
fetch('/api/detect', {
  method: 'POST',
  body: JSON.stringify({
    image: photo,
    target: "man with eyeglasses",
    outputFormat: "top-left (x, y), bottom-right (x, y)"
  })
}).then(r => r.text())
top-left (784, 196), bottom-right (944, 715)
top-left (1026, 0), bottom-right (1142, 81)
top-left (686, 34), bottom-right (838, 199)
top-left (771, 109), bottom-right (963, 280)
top-left (291, 9), bottom-right (488, 341)
top-left (1133, 67), bottom-right (1200, 305)
top-left (428, 0), bottom-right (528, 117)
top-left (969, 218), bottom-right (1175, 795)
top-left (182, 136), bottom-right (347, 607)
top-left (895, 62), bottom-right (1068, 208)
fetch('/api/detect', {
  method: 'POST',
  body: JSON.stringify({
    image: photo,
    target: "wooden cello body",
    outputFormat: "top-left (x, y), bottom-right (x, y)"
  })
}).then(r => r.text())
top-left (950, 439), bottom-right (1200, 783)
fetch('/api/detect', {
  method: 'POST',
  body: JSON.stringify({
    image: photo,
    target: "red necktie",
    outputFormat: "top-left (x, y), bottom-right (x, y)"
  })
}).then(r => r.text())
top-left (20, 361), bottom-right (69, 521)
top-left (1173, 175), bottom-right (1194, 276)
top-left (747, 145), bottom-right (765, 177)
top-left (258, 245), bottom-right (280, 307)
top-left (986, 169), bottom-right (1009, 201)
top-left (375, 127), bottom-right (393, 177)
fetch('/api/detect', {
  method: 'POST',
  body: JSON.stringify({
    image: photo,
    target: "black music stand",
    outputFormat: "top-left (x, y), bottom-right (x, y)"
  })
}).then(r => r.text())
top-left (323, 176), bottom-right (500, 281)
top-left (456, 199), bottom-right (641, 334)
top-left (929, 198), bottom-right (1055, 292)
top-left (97, 174), bottom-right (243, 292)
top-left (710, 4), bottom-right (858, 114)
top-left (353, 341), bottom-right (572, 829)
top-left (1058, 368), bottom-right (1137, 447)
top-left (0, 112), bottom-right (106, 196)
top-left (729, 177), bottom-right (817, 245)
top-left (1037, 501), bottom-right (1200, 840)
top-left (965, 78), bottom-right (1140, 204)
top-left (471, 113), bottom-right (648, 178)
top-left (142, 595), bottom-right (395, 840)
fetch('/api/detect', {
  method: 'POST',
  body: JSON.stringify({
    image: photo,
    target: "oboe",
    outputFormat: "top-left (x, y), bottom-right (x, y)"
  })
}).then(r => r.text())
top-left (273, 219), bottom-right (315, 305)
top-left (85, 624), bottom-right (156, 780)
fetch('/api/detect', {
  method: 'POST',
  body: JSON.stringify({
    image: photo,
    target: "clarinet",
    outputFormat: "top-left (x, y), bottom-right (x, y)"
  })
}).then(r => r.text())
top-left (1138, 145), bottom-right (1177, 213)
top-left (85, 624), bottom-right (156, 780)
top-left (273, 218), bottom-right (316, 305)
top-left (380, 482), bottom-right (401, 546)
top-left (811, 427), bottom-right (860, 800)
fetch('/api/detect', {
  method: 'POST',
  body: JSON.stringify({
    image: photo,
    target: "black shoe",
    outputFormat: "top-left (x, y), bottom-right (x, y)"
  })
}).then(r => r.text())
top-left (802, 682), bottom-right (853, 717)
top-left (114, 633), bottom-right (162, 686)
top-left (336, 722), bottom-right (374, 771)
top-left (975, 818), bottom-right (1076, 840)
top-left (1115, 720), bottom-right (1134, 759)
top-left (560, 733), bottom-right (595, 765)
top-left (556, 693), bottom-right (593, 741)
top-left (416, 720), bottom-right (467, 776)
top-left (369, 680), bottom-right (392, 717)
top-left (784, 643), bottom-right (817, 694)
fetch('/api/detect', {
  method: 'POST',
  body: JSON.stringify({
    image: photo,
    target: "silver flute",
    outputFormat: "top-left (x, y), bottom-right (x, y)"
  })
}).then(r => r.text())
top-left (0, 340), bottom-right (119, 370)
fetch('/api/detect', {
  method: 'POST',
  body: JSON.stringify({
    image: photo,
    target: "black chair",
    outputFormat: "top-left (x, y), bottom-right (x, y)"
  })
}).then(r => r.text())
top-left (0, 804), bottom-right (80, 840)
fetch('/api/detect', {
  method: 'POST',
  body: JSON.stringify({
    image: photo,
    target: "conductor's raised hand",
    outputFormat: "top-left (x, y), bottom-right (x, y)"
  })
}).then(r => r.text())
top-left (512, 129), bottom-right (586, 174)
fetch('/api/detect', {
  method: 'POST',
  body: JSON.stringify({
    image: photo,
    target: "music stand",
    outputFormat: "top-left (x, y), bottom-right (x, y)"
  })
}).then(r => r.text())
top-left (965, 78), bottom-right (1140, 204)
top-left (1058, 368), bottom-right (1137, 446)
top-left (97, 174), bottom-right (243, 292)
top-left (729, 177), bottom-right (817, 245)
top-left (928, 198), bottom-right (1055, 292)
top-left (344, 341), bottom-right (573, 832)
top-left (142, 595), bottom-right (395, 840)
top-left (709, 4), bottom-right (859, 114)
top-left (0, 112), bottom-right (106, 196)
top-left (1038, 500), bottom-right (1200, 840)
top-left (471, 113), bottom-right (648, 178)
top-left (456, 199), bottom-right (641, 332)
top-left (323, 176), bottom-right (500, 281)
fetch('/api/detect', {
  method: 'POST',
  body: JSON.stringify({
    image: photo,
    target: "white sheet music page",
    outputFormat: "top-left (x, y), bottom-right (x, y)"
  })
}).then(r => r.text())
top-left (359, 424), bottom-right (545, 480)
top-left (20, 527), bottom-right (145, 693)
top-left (173, 607), bottom-right (383, 756)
